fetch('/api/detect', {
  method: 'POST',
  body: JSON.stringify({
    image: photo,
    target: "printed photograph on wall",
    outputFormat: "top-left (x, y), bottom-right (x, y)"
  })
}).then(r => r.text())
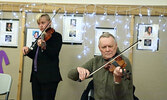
top-left (6, 23), bottom-right (13, 32)
top-left (63, 15), bottom-right (83, 43)
top-left (94, 27), bottom-right (116, 55)
top-left (26, 28), bottom-right (41, 47)
top-left (0, 19), bottom-right (19, 47)
top-left (137, 24), bottom-right (159, 51)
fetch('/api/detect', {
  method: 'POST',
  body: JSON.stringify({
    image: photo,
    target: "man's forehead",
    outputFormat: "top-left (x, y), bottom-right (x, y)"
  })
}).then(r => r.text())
top-left (100, 37), bottom-right (115, 42)
top-left (99, 37), bottom-right (116, 45)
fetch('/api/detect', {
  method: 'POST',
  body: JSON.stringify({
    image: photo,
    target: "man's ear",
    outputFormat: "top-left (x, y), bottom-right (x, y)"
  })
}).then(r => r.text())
top-left (98, 44), bottom-right (102, 52)
top-left (98, 45), bottom-right (100, 49)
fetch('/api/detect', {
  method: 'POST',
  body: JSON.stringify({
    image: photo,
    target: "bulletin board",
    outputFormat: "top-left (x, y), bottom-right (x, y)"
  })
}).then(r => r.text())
top-left (137, 24), bottom-right (159, 51)
top-left (63, 15), bottom-right (84, 43)
top-left (0, 19), bottom-right (19, 47)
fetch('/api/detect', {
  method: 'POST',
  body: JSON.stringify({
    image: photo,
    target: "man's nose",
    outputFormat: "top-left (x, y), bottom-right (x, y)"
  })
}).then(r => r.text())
top-left (106, 47), bottom-right (109, 51)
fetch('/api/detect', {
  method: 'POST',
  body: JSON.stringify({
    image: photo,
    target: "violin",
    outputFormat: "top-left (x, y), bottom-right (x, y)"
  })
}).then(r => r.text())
top-left (42, 28), bottom-right (55, 41)
top-left (29, 8), bottom-right (61, 51)
top-left (23, 8), bottom-right (61, 56)
top-left (104, 56), bottom-right (131, 80)
top-left (39, 27), bottom-right (55, 50)
top-left (104, 56), bottom-right (127, 73)
top-left (78, 40), bottom-right (141, 82)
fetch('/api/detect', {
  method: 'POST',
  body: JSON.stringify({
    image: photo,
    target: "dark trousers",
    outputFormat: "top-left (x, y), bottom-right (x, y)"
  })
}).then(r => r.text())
top-left (31, 74), bottom-right (59, 100)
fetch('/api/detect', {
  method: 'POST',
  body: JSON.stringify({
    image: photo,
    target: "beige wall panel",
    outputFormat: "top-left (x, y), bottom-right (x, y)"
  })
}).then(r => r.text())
top-left (133, 16), bottom-right (167, 100)
top-left (1, 11), bottom-right (167, 100)
top-left (0, 12), bottom-right (22, 100)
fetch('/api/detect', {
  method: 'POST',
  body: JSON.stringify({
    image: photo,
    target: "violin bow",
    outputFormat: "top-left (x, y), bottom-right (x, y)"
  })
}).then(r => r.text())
top-left (88, 39), bottom-right (142, 78)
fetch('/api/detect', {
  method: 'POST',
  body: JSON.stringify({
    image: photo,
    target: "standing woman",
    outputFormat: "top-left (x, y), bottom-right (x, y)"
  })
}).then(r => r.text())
top-left (23, 13), bottom-right (62, 100)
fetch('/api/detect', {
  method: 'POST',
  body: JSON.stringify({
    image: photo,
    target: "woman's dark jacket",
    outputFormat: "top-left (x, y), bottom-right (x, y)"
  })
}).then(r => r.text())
top-left (27, 29), bottom-right (62, 83)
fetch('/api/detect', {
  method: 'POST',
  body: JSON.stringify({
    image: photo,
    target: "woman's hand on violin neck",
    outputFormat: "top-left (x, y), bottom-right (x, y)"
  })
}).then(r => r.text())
top-left (23, 46), bottom-right (29, 55)
top-left (77, 67), bottom-right (90, 81)
top-left (113, 66), bottom-right (126, 83)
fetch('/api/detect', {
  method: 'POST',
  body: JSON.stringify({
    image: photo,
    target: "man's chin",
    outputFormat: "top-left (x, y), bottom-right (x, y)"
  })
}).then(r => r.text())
top-left (104, 56), bottom-right (113, 60)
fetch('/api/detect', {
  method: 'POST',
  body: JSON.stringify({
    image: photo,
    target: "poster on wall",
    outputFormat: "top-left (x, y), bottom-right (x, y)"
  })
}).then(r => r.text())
top-left (137, 24), bottom-right (159, 51)
top-left (0, 19), bottom-right (19, 47)
top-left (63, 15), bottom-right (83, 43)
top-left (26, 28), bottom-right (41, 47)
top-left (94, 27), bottom-right (116, 55)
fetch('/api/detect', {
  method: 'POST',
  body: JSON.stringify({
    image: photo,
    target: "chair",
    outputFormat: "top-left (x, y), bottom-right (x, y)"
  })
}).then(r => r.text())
top-left (88, 89), bottom-right (94, 100)
top-left (81, 80), bottom-right (139, 100)
top-left (0, 73), bottom-right (12, 100)
top-left (81, 80), bottom-right (94, 100)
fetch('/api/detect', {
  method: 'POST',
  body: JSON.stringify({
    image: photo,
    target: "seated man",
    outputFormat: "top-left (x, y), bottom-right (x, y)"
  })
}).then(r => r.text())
top-left (68, 32), bottom-right (134, 100)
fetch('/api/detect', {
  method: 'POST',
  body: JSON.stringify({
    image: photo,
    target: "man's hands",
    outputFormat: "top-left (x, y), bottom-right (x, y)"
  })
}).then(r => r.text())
top-left (113, 66), bottom-right (126, 83)
top-left (77, 67), bottom-right (90, 81)
top-left (77, 66), bottom-right (125, 83)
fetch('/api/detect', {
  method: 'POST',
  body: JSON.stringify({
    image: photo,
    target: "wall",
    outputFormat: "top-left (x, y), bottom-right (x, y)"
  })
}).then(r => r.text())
top-left (21, 13), bottom-right (132, 100)
top-left (133, 16), bottom-right (167, 100)
top-left (0, 12), bottom-right (167, 100)
top-left (0, 12), bottom-right (22, 99)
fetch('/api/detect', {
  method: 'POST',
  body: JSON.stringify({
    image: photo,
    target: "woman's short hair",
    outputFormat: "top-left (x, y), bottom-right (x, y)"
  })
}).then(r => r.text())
top-left (36, 13), bottom-right (51, 24)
